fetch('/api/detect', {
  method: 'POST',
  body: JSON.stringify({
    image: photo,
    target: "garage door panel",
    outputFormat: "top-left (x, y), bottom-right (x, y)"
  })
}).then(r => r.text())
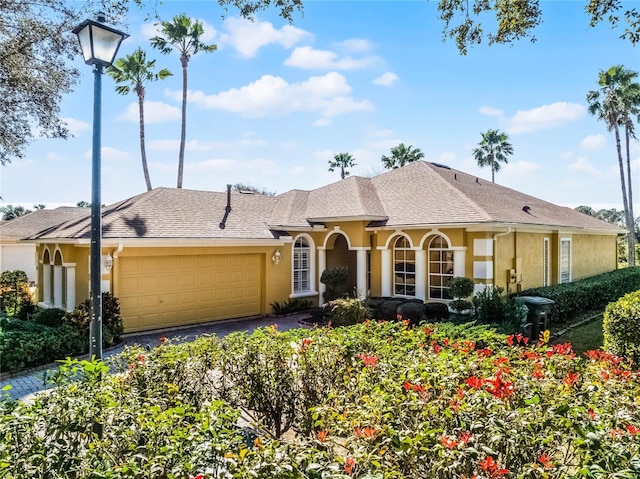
top-left (120, 253), bottom-right (263, 332)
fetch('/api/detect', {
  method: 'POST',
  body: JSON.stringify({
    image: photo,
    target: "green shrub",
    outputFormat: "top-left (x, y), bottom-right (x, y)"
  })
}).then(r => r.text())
top-left (270, 298), bottom-right (312, 315)
top-left (0, 323), bottom-right (85, 372)
top-left (320, 265), bottom-right (348, 302)
top-left (33, 307), bottom-right (67, 327)
top-left (518, 267), bottom-right (640, 325)
top-left (0, 270), bottom-right (33, 319)
top-left (65, 293), bottom-right (123, 346)
top-left (603, 290), bottom-right (640, 365)
top-left (448, 276), bottom-right (475, 299)
top-left (473, 286), bottom-right (524, 331)
top-left (327, 297), bottom-right (371, 326)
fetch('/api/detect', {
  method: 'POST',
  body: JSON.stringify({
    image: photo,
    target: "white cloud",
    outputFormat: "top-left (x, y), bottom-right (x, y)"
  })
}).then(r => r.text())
top-left (580, 133), bottom-right (606, 150)
top-left (141, 19), bottom-right (217, 43)
top-left (284, 46), bottom-right (379, 70)
top-left (62, 117), bottom-right (90, 135)
top-left (149, 139), bottom-right (227, 152)
top-left (335, 38), bottom-right (374, 53)
top-left (118, 101), bottom-right (181, 124)
top-left (190, 159), bottom-right (239, 171)
top-left (508, 102), bottom-right (585, 134)
top-left (438, 152), bottom-right (456, 163)
top-left (373, 72), bottom-right (399, 86)
top-left (478, 106), bottom-right (503, 117)
top-left (560, 151), bottom-right (574, 159)
top-left (174, 72), bottom-right (374, 124)
top-left (220, 17), bottom-right (311, 58)
top-left (569, 156), bottom-right (600, 175)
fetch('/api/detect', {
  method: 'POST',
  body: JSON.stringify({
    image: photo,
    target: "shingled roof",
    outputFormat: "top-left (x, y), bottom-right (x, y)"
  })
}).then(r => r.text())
top-left (0, 207), bottom-right (88, 241)
top-left (21, 162), bottom-right (622, 242)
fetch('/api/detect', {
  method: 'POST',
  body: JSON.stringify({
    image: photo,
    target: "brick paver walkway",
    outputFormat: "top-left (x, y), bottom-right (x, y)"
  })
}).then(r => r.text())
top-left (0, 314), bottom-right (309, 402)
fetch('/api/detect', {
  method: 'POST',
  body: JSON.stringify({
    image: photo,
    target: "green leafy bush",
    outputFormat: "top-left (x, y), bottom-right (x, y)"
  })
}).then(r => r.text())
top-left (0, 270), bottom-right (34, 319)
top-left (270, 298), bottom-right (312, 315)
top-left (33, 307), bottom-right (66, 327)
top-left (0, 321), bottom-right (85, 372)
top-left (2, 321), bottom-right (640, 478)
top-left (320, 265), bottom-right (348, 302)
top-left (603, 290), bottom-right (640, 365)
top-left (519, 267), bottom-right (640, 325)
top-left (65, 293), bottom-right (123, 346)
top-left (448, 276), bottom-right (475, 299)
top-left (327, 297), bottom-right (371, 326)
top-left (473, 286), bottom-right (525, 331)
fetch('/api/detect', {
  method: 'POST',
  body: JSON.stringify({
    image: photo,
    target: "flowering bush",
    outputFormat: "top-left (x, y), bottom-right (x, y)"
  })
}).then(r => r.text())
top-left (1, 320), bottom-right (639, 478)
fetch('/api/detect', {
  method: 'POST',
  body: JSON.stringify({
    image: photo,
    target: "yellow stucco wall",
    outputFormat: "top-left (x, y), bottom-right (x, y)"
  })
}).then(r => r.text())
top-left (571, 234), bottom-right (618, 281)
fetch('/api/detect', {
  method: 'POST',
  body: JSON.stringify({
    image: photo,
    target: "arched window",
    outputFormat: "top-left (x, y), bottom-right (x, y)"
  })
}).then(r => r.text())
top-left (393, 236), bottom-right (415, 297)
top-left (428, 235), bottom-right (454, 300)
top-left (293, 237), bottom-right (311, 293)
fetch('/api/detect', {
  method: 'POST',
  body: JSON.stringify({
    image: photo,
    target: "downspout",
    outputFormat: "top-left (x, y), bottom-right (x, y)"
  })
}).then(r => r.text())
top-left (493, 227), bottom-right (512, 288)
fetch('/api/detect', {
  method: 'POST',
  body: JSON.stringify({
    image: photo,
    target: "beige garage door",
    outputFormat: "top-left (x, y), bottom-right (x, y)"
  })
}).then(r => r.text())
top-left (118, 254), bottom-right (263, 332)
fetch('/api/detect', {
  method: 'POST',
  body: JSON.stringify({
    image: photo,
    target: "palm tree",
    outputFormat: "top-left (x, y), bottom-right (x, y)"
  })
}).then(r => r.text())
top-left (0, 205), bottom-right (30, 221)
top-left (107, 48), bottom-right (172, 192)
top-left (328, 152), bottom-right (357, 179)
top-left (151, 15), bottom-right (217, 189)
top-left (587, 65), bottom-right (640, 267)
top-left (473, 129), bottom-right (513, 183)
top-left (381, 143), bottom-right (424, 169)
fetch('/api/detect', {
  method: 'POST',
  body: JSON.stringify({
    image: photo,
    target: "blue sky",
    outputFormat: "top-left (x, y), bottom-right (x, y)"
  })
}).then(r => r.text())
top-left (1, 0), bottom-right (638, 213)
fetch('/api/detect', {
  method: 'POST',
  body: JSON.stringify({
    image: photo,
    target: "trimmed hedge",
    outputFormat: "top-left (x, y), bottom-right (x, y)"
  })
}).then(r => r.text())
top-left (603, 290), bottom-right (640, 365)
top-left (517, 267), bottom-right (640, 325)
top-left (0, 320), bottom-right (86, 372)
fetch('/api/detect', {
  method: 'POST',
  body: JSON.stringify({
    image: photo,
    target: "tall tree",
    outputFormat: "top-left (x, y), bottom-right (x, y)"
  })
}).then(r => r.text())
top-left (328, 152), bottom-right (356, 179)
top-left (381, 143), bottom-right (424, 170)
top-left (473, 129), bottom-right (514, 183)
top-left (232, 183), bottom-right (276, 196)
top-left (587, 65), bottom-right (640, 267)
top-left (107, 48), bottom-right (172, 191)
top-left (0, 204), bottom-right (30, 220)
top-left (151, 15), bottom-right (217, 189)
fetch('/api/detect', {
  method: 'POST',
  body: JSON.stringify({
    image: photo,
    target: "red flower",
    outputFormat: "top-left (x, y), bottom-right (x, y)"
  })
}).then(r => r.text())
top-left (356, 353), bottom-right (379, 368)
top-left (432, 343), bottom-right (442, 354)
top-left (138, 354), bottom-right (146, 364)
top-left (485, 371), bottom-right (514, 399)
top-left (476, 348), bottom-right (493, 358)
top-left (159, 335), bottom-right (168, 344)
top-left (439, 435), bottom-right (459, 449)
top-left (397, 313), bottom-right (403, 321)
top-left (460, 430), bottom-right (473, 446)
top-left (344, 457), bottom-right (355, 475)
top-left (423, 327), bottom-right (433, 336)
top-left (190, 475), bottom-right (204, 479)
top-left (464, 376), bottom-right (485, 389)
top-left (478, 456), bottom-right (509, 478)
top-left (317, 429), bottom-right (329, 442)
top-left (538, 453), bottom-right (554, 469)
top-left (563, 371), bottom-right (579, 387)
top-left (626, 424), bottom-right (640, 436)
top-left (403, 381), bottom-right (426, 394)
top-left (588, 408), bottom-right (597, 420)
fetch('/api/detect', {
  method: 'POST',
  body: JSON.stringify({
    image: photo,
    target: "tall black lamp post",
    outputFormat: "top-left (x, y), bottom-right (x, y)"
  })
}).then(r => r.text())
top-left (73, 14), bottom-right (128, 360)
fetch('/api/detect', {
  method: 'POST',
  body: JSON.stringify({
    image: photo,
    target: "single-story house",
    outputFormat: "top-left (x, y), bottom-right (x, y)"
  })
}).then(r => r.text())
top-left (0, 207), bottom-right (88, 283)
top-left (26, 161), bottom-right (622, 332)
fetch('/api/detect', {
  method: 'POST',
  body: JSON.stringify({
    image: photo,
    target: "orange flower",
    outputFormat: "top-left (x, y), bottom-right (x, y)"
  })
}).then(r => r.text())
top-left (356, 353), bottom-right (379, 368)
top-left (538, 453), bottom-right (554, 469)
top-left (439, 435), bottom-right (459, 449)
top-left (344, 457), bottom-right (355, 475)
top-left (317, 429), bottom-right (329, 442)
top-left (464, 376), bottom-right (485, 390)
top-left (478, 456), bottom-right (509, 478)
top-left (563, 371), bottom-right (579, 387)
top-left (159, 335), bottom-right (168, 343)
top-left (460, 431), bottom-right (473, 446)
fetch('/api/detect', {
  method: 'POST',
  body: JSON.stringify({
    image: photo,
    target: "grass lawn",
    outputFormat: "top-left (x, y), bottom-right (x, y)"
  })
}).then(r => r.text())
top-left (552, 315), bottom-right (604, 356)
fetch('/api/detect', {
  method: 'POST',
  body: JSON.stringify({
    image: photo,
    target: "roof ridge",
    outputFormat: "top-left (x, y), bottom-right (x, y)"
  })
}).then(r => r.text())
top-left (425, 164), bottom-right (494, 221)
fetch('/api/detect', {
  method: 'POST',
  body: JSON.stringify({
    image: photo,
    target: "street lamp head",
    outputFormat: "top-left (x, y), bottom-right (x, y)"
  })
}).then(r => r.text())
top-left (73, 14), bottom-right (129, 67)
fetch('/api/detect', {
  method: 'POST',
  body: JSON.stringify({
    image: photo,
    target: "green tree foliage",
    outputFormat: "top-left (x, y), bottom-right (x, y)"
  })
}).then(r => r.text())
top-left (107, 48), bottom-right (172, 191)
top-left (381, 143), bottom-right (424, 169)
top-left (151, 15), bottom-right (217, 189)
top-left (76, 201), bottom-right (91, 208)
top-left (587, 65), bottom-right (640, 267)
top-left (0, 204), bottom-right (30, 220)
top-left (437, 0), bottom-right (640, 55)
top-left (473, 129), bottom-right (513, 183)
top-left (328, 152), bottom-right (356, 179)
top-left (232, 183), bottom-right (276, 195)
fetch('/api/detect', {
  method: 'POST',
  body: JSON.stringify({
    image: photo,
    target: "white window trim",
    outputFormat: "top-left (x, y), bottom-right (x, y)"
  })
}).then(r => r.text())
top-left (393, 236), bottom-right (416, 298)
top-left (543, 237), bottom-right (550, 287)
top-left (559, 238), bottom-right (572, 284)
top-left (291, 234), bottom-right (316, 296)
top-left (428, 235), bottom-right (455, 300)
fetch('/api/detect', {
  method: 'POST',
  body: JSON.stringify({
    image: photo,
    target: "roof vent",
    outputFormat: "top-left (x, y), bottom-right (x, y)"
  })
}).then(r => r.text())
top-left (522, 205), bottom-right (531, 213)
top-left (475, 177), bottom-right (480, 184)
top-left (219, 184), bottom-right (232, 229)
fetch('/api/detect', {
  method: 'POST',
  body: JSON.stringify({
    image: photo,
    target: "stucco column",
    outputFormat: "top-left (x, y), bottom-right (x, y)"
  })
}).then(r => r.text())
top-left (453, 248), bottom-right (466, 277)
top-left (53, 265), bottom-right (63, 308)
top-left (414, 249), bottom-right (426, 301)
top-left (380, 248), bottom-right (391, 297)
top-left (65, 266), bottom-right (75, 312)
top-left (356, 249), bottom-right (367, 298)
top-left (42, 263), bottom-right (51, 305)
top-left (317, 248), bottom-right (326, 303)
